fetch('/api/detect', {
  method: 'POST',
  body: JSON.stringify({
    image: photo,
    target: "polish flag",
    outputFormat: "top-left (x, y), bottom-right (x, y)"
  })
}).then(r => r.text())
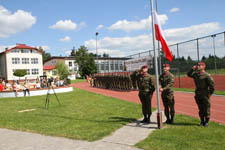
top-left (154, 11), bottom-right (173, 61)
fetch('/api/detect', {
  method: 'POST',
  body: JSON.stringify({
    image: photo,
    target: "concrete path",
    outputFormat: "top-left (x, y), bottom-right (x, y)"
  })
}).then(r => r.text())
top-left (0, 111), bottom-right (165, 150)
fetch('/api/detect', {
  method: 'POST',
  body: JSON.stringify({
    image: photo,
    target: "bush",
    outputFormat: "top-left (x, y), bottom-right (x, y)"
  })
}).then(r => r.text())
top-left (67, 78), bottom-right (71, 84)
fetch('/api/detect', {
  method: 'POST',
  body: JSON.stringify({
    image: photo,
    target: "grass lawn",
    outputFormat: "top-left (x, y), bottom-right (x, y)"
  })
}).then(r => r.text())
top-left (0, 88), bottom-right (142, 141)
top-left (174, 88), bottom-right (225, 96)
top-left (136, 114), bottom-right (225, 150)
top-left (70, 79), bottom-right (86, 84)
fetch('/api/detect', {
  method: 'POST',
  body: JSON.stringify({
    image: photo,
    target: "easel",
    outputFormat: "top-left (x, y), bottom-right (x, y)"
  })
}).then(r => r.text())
top-left (45, 85), bottom-right (61, 109)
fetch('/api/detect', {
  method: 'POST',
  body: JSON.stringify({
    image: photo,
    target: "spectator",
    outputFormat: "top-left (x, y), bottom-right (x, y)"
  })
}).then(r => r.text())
top-left (0, 80), bottom-right (3, 91)
top-left (12, 81), bottom-right (18, 97)
top-left (36, 80), bottom-right (40, 89)
top-left (23, 82), bottom-right (30, 96)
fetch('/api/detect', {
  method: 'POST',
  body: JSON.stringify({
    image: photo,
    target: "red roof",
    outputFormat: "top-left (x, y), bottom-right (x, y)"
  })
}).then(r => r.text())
top-left (0, 44), bottom-right (42, 54)
top-left (43, 66), bottom-right (55, 70)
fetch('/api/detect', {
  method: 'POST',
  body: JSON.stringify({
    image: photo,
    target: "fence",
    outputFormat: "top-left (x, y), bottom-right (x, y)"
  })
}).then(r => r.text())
top-left (126, 31), bottom-right (225, 89)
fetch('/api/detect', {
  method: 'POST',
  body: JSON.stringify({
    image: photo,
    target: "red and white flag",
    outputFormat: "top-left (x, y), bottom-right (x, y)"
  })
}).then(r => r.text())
top-left (154, 11), bottom-right (173, 61)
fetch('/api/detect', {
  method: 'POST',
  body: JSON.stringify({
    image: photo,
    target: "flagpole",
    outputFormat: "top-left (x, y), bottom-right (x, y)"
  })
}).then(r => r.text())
top-left (150, 0), bottom-right (162, 129)
top-left (155, 0), bottom-right (162, 75)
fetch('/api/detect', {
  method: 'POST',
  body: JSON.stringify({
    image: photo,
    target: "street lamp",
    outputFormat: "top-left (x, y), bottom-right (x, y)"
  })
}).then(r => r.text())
top-left (95, 32), bottom-right (99, 72)
top-left (211, 34), bottom-right (217, 74)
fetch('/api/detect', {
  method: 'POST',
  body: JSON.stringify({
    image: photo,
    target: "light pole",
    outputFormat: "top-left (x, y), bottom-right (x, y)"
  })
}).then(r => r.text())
top-left (211, 34), bottom-right (217, 74)
top-left (95, 32), bottom-right (99, 72)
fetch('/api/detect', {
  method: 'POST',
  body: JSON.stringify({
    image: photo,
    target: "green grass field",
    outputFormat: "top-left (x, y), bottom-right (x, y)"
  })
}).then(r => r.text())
top-left (174, 88), bottom-right (225, 96)
top-left (136, 114), bottom-right (225, 150)
top-left (70, 79), bottom-right (86, 84)
top-left (0, 88), bottom-right (142, 141)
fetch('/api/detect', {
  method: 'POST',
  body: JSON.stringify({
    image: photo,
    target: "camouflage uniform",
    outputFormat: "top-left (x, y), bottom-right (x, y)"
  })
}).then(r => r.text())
top-left (130, 70), bottom-right (140, 90)
top-left (137, 72), bottom-right (155, 123)
top-left (187, 68), bottom-right (215, 126)
top-left (159, 71), bottom-right (175, 123)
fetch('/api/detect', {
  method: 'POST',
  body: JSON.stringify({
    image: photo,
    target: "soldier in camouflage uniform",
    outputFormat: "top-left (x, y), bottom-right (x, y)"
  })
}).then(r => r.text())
top-left (187, 62), bottom-right (215, 127)
top-left (137, 65), bottom-right (155, 123)
top-left (130, 69), bottom-right (140, 90)
top-left (159, 64), bottom-right (175, 124)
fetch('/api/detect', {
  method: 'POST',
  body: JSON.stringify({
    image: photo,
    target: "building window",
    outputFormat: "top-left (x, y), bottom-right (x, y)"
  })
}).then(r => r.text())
top-left (120, 63), bottom-right (123, 70)
top-left (12, 58), bottom-right (20, 64)
top-left (31, 69), bottom-right (39, 75)
top-left (21, 49), bottom-right (29, 53)
top-left (115, 62), bottom-right (119, 70)
top-left (31, 58), bottom-right (38, 64)
top-left (11, 49), bottom-right (20, 53)
top-left (110, 63), bottom-right (114, 70)
top-left (105, 61), bottom-right (109, 71)
top-left (26, 69), bottom-right (30, 75)
top-left (22, 58), bottom-right (29, 64)
top-left (69, 61), bottom-right (72, 67)
top-left (43, 72), bottom-right (46, 76)
top-left (101, 62), bottom-right (104, 71)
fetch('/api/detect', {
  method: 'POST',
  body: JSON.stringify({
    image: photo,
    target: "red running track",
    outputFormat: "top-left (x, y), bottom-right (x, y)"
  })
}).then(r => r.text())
top-left (71, 82), bottom-right (225, 125)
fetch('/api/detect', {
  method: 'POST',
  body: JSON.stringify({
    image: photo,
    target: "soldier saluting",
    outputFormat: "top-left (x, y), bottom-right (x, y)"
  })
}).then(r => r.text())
top-left (136, 65), bottom-right (155, 123)
top-left (187, 62), bottom-right (215, 127)
top-left (159, 64), bottom-right (175, 124)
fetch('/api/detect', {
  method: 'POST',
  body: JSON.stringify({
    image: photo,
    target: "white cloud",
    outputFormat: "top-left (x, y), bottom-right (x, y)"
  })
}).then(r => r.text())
top-left (0, 5), bottom-right (36, 38)
top-left (108, 15), bottom-right (168, 32)
top-left (65, 50), bottom-right (72, 56)
top-left (59, 36), bottom-right (71, 42)
top-left (0, 45), bottom-right (15, 53)
top-left (96, 24), bottom-right (104, 30)
top-left (50, 20), bottom-right (86, 31)
top-left (170, 7), bottom-right (180, 13)
top-left (85, 22), bottom-right (222, 58)
top-left (41, 45), bottom-right (50, 51)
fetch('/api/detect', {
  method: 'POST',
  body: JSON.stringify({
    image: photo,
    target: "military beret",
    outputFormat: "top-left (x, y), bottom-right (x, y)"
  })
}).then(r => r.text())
top-left (141, 65), bottom-right (148, 69)
top-left (163, 64), bottom-right (170, 67)
top-left (198, 62), bottom-right (206, 66)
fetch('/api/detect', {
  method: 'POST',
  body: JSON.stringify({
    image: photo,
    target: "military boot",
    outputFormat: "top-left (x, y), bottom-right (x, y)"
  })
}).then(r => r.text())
top-left (199, 117), bottom-right (205, 126)
top-left (204, 118), bottom-right (209, 127)
top-left (170, 115), bottom-right (174, 124)
top-left (164, 115), bottom-right (170, 124)
top-left (146, 115), bottom-right (151, 124)
top-left (140, 115), bottom-right (148, 123)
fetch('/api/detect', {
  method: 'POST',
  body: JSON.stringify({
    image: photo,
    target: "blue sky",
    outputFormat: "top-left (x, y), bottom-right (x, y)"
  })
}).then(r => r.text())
top-left (0, 0), bottom-right (225, 58)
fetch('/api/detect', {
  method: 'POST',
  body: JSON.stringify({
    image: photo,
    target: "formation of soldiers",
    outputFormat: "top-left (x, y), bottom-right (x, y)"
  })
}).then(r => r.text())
top-left (92, 72), bottom-right (132, 90)
top-left (92, 61), bottom-right (215, 127)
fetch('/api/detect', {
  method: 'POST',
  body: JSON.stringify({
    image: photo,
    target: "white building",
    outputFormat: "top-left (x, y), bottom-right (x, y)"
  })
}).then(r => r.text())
top-left (44, 56), bottom-right (130, 75)
top-left (0, 44), bottom-right (43, 81)
top-left (95, 57), bottom-right (130, 73)
top-left (44, 56), bottom-right (78, 80)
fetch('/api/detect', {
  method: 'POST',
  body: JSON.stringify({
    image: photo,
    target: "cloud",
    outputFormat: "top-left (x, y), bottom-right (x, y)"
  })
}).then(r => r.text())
top-left (0, 45), bottom-right (15, 53)
top-left (49, 20), bottom-right (86, 31)
top-left (0, 5), bottom-right (36, 38)
top-left (96, 24), bottom-right (104, 30)
top-left (59, 36), bottom-right (71, 42)
top-left (41, 45), bottom-right (50, 51)
top-left (170, 7), bottom-right (180, 13)
top-left (85, 22), bottom-right (222, 58)
top-left (108, 15), bottom-right (168, 32)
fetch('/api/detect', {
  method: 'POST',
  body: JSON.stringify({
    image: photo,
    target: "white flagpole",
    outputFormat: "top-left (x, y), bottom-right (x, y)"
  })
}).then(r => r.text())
top-left (150, 0), bottom-right (162, 129)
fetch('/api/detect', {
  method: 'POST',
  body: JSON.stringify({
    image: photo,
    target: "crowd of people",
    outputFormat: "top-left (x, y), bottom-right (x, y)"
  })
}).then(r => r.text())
top-left (0, 77), bottom-right (67, 97)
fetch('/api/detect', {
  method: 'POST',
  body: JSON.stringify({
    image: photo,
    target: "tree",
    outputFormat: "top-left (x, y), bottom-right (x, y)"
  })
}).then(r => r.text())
top-left (70, 46), bottom-right (76, 56)
top-left (75, 46), bottom-right (97, 78)
top-left (55, 61), bottom-right (71, 80)
top-left (13, 69), bottom-right (27, 80)
top-left (103, 53), bottom-right (109, 57)
top-left (39, 47), bottom-right (51, 63)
